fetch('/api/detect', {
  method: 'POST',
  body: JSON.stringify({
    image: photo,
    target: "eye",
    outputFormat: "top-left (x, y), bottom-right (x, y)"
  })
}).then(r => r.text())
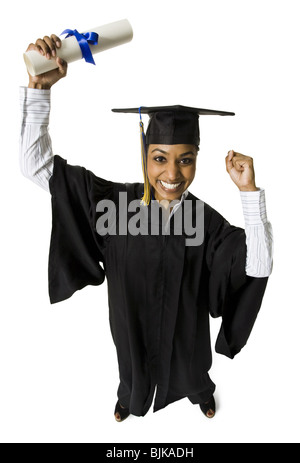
top-left (180, 158), bottom-right (194, 165)
top-left (153, 156), bottom-right (166, 163)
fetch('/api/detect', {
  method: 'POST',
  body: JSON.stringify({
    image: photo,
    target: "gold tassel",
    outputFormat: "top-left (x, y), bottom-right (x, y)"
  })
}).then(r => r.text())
top-left (140, 120), bottom-right (151, 206)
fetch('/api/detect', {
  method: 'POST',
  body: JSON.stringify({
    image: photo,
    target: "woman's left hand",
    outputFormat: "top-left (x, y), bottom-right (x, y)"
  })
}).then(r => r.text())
top-left (225, 150), bottom-right (258, 192)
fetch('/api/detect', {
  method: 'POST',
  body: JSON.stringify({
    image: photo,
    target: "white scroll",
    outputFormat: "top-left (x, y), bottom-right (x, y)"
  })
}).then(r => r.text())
top-left (24, 19), bottom-right (133, 76)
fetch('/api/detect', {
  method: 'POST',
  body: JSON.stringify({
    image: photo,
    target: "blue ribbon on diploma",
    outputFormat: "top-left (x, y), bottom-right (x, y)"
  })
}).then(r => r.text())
top-left (61, 29), bottom-right (99, 65)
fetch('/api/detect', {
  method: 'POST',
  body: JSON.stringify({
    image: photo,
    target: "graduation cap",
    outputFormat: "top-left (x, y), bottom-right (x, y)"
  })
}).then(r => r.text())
top-left (112, 105), bottom-right (235, 205)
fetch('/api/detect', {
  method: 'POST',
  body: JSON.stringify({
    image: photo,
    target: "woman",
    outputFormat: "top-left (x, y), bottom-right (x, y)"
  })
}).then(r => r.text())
top-left (20, 35), bottom-right (273, 421)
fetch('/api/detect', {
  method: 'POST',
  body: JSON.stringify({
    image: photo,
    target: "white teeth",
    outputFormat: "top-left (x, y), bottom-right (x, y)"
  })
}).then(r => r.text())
top-left (160, 180), bottom-right (181, 190)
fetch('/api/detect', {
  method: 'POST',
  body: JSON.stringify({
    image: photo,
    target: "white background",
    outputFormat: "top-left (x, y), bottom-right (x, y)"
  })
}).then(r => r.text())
top-left (0, 0), bottom-right (299, 444)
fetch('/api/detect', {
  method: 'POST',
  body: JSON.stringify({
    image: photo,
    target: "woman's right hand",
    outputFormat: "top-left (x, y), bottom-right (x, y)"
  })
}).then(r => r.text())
top-left (26, 34), bottom-right (68, 89)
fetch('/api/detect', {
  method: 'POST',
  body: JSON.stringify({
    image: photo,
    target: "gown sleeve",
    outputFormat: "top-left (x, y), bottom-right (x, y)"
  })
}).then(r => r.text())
top-left (48, 155), bottom-right (113, 304)
top-left (206, 206), bottom-right (269, 359)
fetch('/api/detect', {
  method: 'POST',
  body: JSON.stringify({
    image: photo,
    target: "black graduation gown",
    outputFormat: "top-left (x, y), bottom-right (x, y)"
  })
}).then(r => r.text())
top-left (48, 155), bottom-right (268, 416)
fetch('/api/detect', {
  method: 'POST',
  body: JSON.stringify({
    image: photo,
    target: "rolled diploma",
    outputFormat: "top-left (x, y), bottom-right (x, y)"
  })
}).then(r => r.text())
top-left (24, 19), bottom-right (133, 76)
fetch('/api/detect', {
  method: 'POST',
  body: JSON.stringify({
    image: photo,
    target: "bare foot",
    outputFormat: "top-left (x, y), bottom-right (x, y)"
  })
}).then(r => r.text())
top-left (115, 403), bottom-right (127, 422)
top-left (200, 396), bottom-right (216, 419)
top-left (205, 407), bottom-right (215, 419)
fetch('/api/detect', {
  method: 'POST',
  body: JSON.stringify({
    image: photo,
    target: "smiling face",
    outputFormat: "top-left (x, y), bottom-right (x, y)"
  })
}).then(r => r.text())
top-left (147, 144), bottom-right (198, 202)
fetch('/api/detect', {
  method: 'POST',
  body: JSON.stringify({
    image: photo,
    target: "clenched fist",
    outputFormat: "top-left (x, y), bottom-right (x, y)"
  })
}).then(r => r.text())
top-left (226, 150), bottom-right (258, 192)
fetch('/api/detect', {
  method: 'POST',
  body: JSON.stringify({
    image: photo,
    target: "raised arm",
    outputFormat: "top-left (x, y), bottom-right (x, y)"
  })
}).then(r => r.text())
top-left (225, 150), bottom-right (273, 278)
top-left (20, 35), bottom-right (67, 191)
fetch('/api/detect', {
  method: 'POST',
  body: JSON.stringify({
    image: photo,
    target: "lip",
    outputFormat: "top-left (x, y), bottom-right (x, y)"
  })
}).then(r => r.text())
top-left (158, 180), bottom-right (184, 194)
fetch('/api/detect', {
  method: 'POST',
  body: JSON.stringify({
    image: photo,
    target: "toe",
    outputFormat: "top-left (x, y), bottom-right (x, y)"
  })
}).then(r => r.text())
top-left (206, 409), bottom-right (215, 418)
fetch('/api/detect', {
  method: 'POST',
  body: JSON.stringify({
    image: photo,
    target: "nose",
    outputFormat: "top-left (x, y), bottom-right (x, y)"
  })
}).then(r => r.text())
top-left (165, 162), bottom-right (181, 182)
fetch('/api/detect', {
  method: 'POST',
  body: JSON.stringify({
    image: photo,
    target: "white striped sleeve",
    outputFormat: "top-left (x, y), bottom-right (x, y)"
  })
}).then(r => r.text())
top-left (240, 189), bottom-right (273, 278)
top-left (19, 87), bottom-right (54, 192)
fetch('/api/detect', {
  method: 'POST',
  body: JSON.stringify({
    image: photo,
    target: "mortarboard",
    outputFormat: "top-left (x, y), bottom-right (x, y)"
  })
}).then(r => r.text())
top-left (112, 105), bottom-right (235, 205)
